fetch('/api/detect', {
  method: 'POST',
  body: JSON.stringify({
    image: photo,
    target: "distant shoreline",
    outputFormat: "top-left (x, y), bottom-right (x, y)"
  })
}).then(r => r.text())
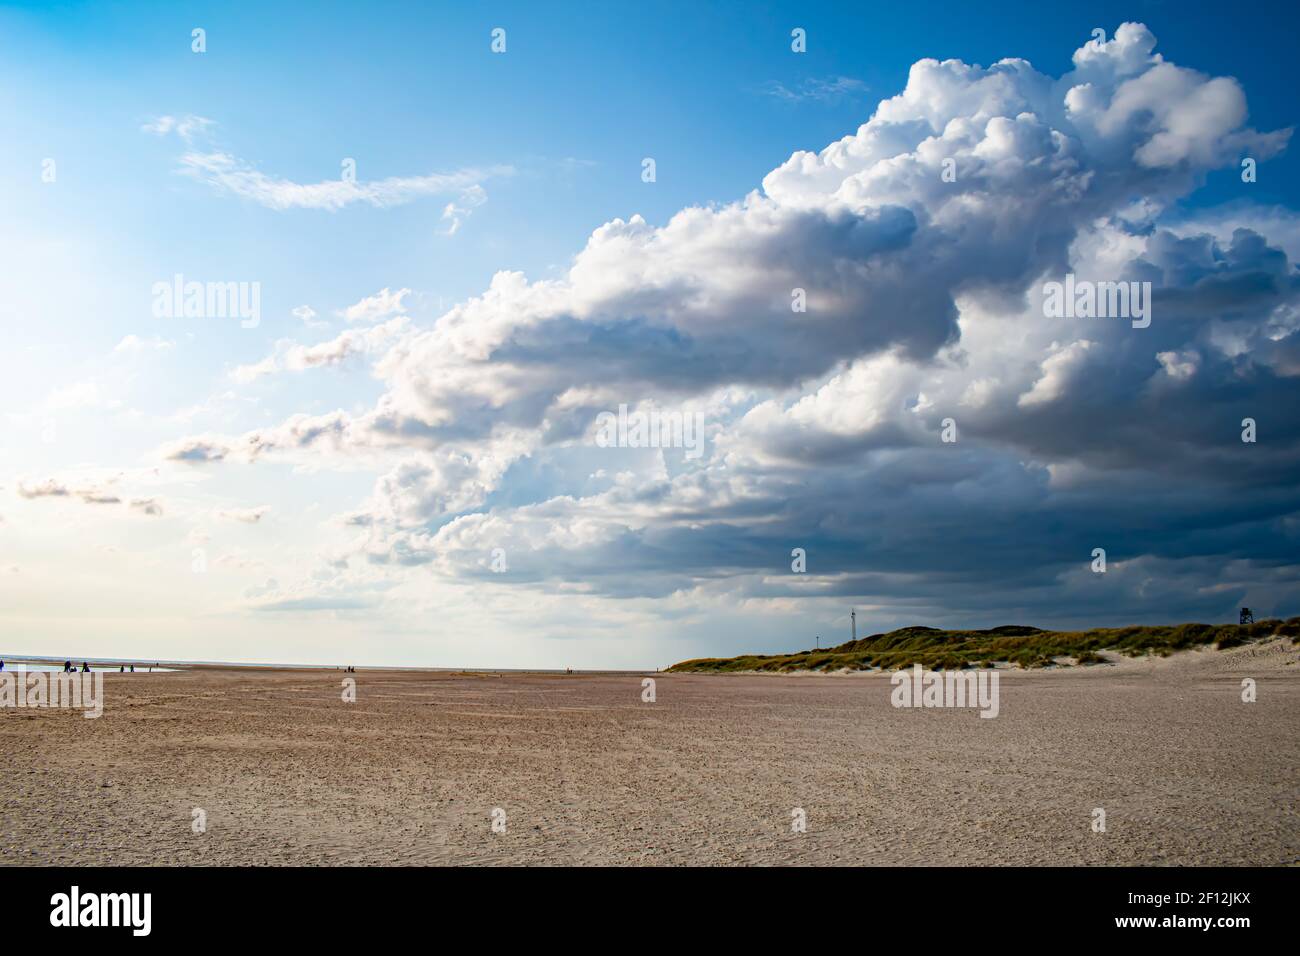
top-left (0, 654), bottom-right (650, 676)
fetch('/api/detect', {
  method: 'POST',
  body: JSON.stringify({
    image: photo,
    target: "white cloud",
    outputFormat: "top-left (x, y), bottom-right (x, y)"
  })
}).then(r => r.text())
top-left (146, 114), bottom-right (511, 212)
top-left (141, 114), bottom-right (213, 142)
top-left (178, 150), bottom-right (510, 212)
top-left (1155, 349), bottom-right (1201, 381)
top-left (285, 316), bottom-right (409, 370)
top-left (153, 24), bottom-right (1300, 627)
top-left (114, 334), bottom-right (174, 354)
top-left (292, 305), bottom-right (326, 328)
top-left (130, 498), bottom-right (163, 516)
top-left (16, 479), bottom-right (71, 499)
top-left (762, 76), bottom-right (868, 103)
top-left (1017, 340), bottom-right (1095, 407)
top-left (215, 506), bottom-right (271, 524)
top-left (230, 355), bottom-right (279, 384)
top-left (441, 184), bottom-right (487, 235)
top-left (229, 315), bottom-right (411, 383)
top-left (160, 436), bottom-right (230, 463)
top-left (343, 288), bottom-right (410, 324)
top-left (14, 476), bottom-right (165, 517)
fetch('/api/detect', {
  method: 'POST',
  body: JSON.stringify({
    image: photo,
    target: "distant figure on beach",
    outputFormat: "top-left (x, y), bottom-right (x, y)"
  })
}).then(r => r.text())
top-left (64, 661), bottom-right (72, 673)
top-left (0, 660), bottom-right (4, 671)
top-left (120, 665), bottom-right (125, 672)
top-left (81, 662), bottom-right (89, 672)
top-left (129, 664), bottom-right (134, 672)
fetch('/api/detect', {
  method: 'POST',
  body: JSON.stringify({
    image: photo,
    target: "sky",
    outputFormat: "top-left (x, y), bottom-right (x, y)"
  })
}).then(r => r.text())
top-left (2, 1), bottom-right (1299, 668)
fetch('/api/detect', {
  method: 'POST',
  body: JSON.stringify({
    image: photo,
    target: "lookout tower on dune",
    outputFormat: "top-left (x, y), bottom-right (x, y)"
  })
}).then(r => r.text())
top-left (1240, 607), bottom-right (1255, 625)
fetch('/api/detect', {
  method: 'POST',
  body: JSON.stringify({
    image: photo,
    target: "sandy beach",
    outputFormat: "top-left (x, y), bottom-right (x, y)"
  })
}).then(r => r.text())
top-left (1, 640), bottom-right (1296, 866)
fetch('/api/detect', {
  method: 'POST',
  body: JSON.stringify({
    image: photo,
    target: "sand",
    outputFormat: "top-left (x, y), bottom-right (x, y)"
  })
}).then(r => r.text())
top-left (1, 639), bottom-right (1296, 866)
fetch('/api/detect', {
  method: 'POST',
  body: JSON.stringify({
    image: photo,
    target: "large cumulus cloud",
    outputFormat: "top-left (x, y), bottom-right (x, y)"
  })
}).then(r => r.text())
top-left (172, 23), bottom-right (1300, 629)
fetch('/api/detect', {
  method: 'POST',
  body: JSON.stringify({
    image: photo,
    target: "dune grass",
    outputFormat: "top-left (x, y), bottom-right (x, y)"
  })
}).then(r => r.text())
top-left (667, 617), bottom-right (1300, 673)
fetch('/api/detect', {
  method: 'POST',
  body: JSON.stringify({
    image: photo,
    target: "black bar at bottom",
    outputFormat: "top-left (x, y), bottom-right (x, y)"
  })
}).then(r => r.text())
top-left (0, 865), bottom-right (1291, 941)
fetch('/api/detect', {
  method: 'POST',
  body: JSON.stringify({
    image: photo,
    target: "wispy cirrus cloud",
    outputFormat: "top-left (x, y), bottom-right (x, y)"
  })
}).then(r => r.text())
top-left (441, 184), bottom-right (487, 235)
top-left (145, 115), bottom-right (512, 212)
top-left (292, 305), bottom-right (327, 329)
top-left (178, 151), bottom-right (510, 211)
top-left (761, 75), bottom-right (868, 103)
top-left (141, 114), bottom-right (213, 142)
top-left (114, 334), bottom-right (174, 354)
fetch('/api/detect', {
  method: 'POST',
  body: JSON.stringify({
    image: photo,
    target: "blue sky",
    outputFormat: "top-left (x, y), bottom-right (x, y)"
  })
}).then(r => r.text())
top-left (2, 1), bottom-right (1299, 667)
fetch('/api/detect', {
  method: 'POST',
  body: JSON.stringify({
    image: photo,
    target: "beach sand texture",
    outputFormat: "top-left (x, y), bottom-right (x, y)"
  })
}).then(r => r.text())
top-left (1, 639), bottom-right (1296, 866)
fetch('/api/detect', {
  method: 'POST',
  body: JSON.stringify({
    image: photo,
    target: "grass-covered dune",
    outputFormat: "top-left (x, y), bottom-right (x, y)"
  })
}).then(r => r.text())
top-left (667, 617), bottom-right (1300, 673)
